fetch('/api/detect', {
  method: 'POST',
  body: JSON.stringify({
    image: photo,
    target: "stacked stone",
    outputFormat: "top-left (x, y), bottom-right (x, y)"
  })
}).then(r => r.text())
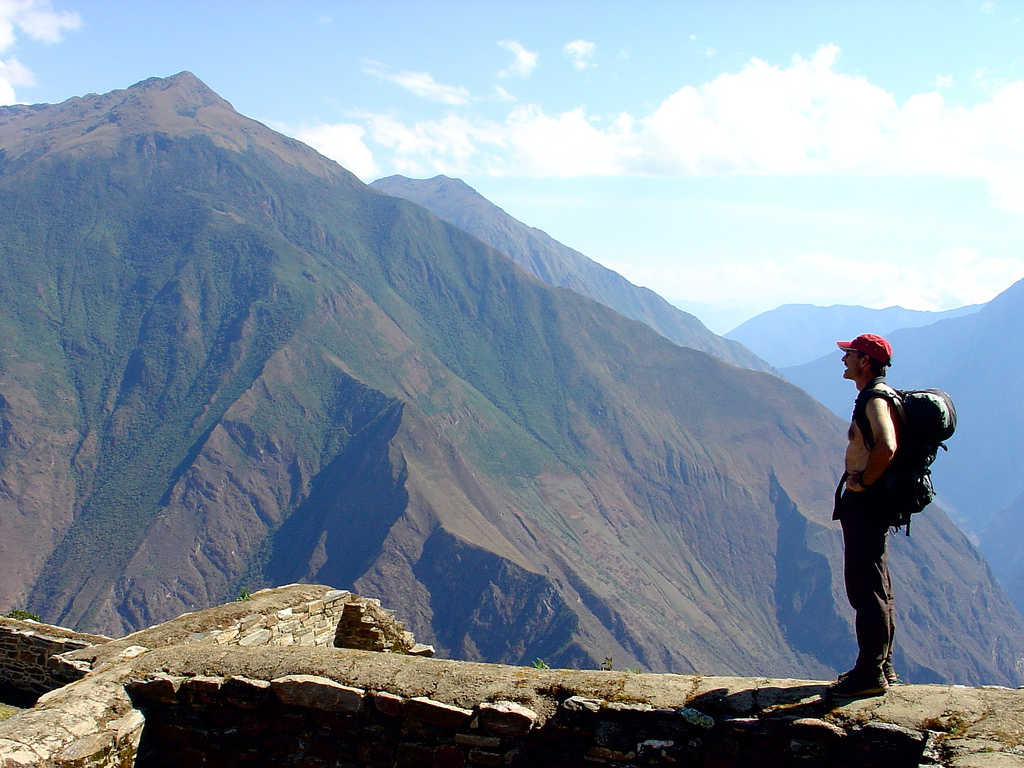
top-left (0, 618), bottom-right (109, 701)
top-left (190, 589), bottom-right (356, 650)
top-left (333, 598), bottom-right (423, 654)
top-left (125, 674), bottom-right (944, 768)
top-left (127, 673), bottom-right (541, 768)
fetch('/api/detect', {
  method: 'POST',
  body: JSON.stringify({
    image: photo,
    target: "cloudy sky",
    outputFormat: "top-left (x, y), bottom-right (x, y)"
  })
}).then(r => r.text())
top-left (5, 0), bottom-right (1024, 330)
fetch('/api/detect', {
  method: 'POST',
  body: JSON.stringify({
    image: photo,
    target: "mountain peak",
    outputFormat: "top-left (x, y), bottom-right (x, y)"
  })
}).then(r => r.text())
top-left (0, 73), bottom-right (339, 179)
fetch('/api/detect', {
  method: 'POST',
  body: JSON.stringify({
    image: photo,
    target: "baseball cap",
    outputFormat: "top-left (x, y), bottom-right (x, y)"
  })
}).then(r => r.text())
top-left (836, 333), bottom-right (893, 365)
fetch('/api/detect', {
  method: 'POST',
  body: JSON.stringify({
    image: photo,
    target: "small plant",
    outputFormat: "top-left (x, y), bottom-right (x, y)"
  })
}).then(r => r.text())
top-left (627, 666), bottom-right (642, 674)
top-left (600, 656), bottom-right (614, 671)
top-left (5, 609), bottom-right (41, 621)
top-left (531, 658), bottom-right (550, 669)
top-left (235, 587), bottom-right (252, 602)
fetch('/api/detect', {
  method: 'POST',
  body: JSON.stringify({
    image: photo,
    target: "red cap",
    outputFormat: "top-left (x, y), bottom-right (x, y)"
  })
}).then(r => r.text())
top-left (836, 333), bottom-right (892, 364)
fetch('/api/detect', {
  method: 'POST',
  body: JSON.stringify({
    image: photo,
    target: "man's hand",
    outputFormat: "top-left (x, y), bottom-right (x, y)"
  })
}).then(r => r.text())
top-left (847, 470), bottom-right (869, 492)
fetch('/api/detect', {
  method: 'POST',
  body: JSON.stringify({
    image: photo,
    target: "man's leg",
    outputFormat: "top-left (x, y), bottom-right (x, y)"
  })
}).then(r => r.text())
top-left (840, 499), bottom-right (892, 675)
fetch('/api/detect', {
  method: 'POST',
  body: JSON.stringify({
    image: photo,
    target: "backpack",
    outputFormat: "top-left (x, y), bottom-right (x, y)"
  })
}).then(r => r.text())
top-left (854, 378), bottom-right (957, 534)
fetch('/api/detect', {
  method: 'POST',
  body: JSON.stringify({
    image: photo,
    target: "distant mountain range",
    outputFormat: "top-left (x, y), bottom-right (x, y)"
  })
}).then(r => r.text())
top-left (727, 303), bottom-right (982, 369)
top-left (370, 175), bottom-right (772, 373)
top-left (779, 279), bottom-right (1024, 614)
top-left (0, 73), bottom-right (1021, 685)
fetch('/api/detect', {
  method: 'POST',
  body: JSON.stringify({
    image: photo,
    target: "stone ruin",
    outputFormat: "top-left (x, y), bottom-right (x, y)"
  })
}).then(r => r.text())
top-left (1, 584), bottom-right (1022, 767)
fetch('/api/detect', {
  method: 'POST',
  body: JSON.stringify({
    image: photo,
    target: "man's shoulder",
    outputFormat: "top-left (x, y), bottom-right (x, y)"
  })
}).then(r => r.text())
top-left (863, 381), bottom-right (899, 400)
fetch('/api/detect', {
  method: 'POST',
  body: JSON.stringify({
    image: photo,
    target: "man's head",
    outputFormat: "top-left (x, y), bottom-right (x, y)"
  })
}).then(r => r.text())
top-left (837, 333), bottom-right (892, 382)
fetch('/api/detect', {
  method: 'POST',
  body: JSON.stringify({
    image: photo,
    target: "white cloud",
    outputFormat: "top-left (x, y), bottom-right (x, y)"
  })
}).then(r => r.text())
top-left (498, 40), bottom-right (538, 79)
top-left (363, 62), bottom-right (469, 105)
top-left (293, 123), bottom-right (379, 180)
top-left (0, 0), bottom-right (79, 105)
top-left (360, 112), bottom-right (506, 177)
top-left (503, 105), bottom-right (637, 176)
top-left (0, 0), bottom-right (80, 50)
top-left (353, 43), bottom-right (1024, 218)
top-left (606, 248), bottom-right (1024, 312)
top-left (0, 56), bottom-right (33, 103)
top-left (564, 39), bottom-right (596, 70)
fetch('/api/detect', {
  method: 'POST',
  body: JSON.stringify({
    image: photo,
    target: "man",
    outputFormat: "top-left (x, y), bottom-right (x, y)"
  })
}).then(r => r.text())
top-left (828, 333), bottom-right (900, 699)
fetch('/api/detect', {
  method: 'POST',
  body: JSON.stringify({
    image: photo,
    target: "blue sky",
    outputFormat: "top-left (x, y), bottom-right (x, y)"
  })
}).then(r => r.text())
top-left (5, 1), bottom-right (1024, 330)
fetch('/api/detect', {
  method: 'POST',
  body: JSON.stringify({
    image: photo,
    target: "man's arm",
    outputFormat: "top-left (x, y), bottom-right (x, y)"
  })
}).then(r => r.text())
top-left (849, 396), bottom-right (898, 490)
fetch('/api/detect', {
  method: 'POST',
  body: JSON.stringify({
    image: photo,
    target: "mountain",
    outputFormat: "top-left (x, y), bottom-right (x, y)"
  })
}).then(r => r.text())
top-left (982, 493), bottom-right (1024, 614)
top-left (369, 174), bottom-right (772, 373)
top-left (781, 279), bottom-right (1024, 612)
top-left (728, 303), bottom-right (982, 369)
top-left (0, 73), bottom-right (1022, 686)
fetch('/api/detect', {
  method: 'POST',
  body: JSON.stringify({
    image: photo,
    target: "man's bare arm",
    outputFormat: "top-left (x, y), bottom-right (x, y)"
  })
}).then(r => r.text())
top-left (860, 396), bottom-right (898, 486)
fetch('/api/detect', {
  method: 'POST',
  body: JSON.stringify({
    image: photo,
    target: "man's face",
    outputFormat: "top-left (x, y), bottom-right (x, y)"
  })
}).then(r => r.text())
top-left (841, 349), bottom-right (866, 380)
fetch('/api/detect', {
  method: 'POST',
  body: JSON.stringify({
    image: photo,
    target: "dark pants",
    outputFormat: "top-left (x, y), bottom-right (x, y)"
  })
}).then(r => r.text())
top-left (836, 487), bottom-right (895, 674)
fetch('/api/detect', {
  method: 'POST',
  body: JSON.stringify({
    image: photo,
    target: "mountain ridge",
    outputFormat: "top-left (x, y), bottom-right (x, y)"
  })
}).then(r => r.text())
top-left (728, 302), bottom-right (982, 369)
top-left (370, 174), bottom-right (773, 373)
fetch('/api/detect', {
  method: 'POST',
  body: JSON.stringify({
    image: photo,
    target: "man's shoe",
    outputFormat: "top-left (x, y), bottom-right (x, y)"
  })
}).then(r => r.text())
top-left (838, 661), bottom-right (899, 685)
top-left (827, 671), bottom-right (888, 699)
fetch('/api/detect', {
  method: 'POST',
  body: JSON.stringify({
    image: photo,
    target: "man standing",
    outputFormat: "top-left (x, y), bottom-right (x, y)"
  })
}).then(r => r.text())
top-left (829, 333), bottom-right (900, 699)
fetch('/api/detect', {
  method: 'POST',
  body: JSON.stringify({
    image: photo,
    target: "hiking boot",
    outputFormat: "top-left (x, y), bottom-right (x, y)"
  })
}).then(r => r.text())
top-left (838, 661), bottom-right (899, 686)
top-left (827, 671), bottom-right (888, 699)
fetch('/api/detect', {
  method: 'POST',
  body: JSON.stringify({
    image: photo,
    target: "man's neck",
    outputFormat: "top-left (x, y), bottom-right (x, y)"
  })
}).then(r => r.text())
top-left (854, 371), bottom-right (880, 392)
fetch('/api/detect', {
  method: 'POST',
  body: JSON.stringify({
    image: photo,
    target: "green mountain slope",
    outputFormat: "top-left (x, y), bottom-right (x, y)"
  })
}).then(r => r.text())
top-left (0, 73), bottom-right (1021, 685)
top-left (370, 174), bottom-right (773, 373)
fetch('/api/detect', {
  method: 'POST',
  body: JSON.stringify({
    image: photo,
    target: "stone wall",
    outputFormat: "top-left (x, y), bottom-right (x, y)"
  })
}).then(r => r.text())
top-left (0, 618), bottom-right (110, 704)
top-left (124, 671), bottom-right (945, 768)
top-left (1, 585), bottom-right (1021, 768)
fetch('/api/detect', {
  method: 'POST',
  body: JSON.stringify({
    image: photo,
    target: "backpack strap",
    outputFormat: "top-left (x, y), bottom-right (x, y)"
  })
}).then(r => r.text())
top-left (853, 377), bottom-right (906, 449)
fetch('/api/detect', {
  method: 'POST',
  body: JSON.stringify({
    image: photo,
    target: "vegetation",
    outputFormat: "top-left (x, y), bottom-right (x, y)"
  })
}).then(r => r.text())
top-left (4, 609), bottom-right (40, 621)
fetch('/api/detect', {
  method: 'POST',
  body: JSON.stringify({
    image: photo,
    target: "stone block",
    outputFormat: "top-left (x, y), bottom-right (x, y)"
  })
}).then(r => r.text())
top-left (180, 675), bottom-right (223, 706)
top-left (52, 730), bottom-right (115, 764)
top-left (455, 734), bottom-right (501, 748)
top-left (239, 614), bottom-right (264, 630)
top-left (404, 697), bottom-right (473, 729)
top-left (477, 701), bottom-right (538, 737)
top-left (0, 737), bottom-right (44, 766)
top-left (214, 626), bottom-right (239, 644)
top-left (561, 696), bottom-right (603, 713)
top-left (222, 676), bottom-right (272, 709)
top-left (372, 690), bottom-right (404, 717)
top-left (125, 675), bottom-right (182, 704)
top-left (271, 674), bottom-right (365, 715)
top-left (238, 628), bottom-right (272, 647)
top-left (276, 619), bottom-right (302, 635)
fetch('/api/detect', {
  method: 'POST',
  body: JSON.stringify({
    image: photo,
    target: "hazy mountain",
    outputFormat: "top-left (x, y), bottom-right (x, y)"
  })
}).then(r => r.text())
top-left (981, 493), bottom-right (1024, 614)
top-left (728, 303), bottom-right (982, 369)
top-left (782, 279), bottom-right (1024, 612)
top-left (0, 73), bottom-right (1021, 685)
top-left (370, 174), bottom-right (772, 373)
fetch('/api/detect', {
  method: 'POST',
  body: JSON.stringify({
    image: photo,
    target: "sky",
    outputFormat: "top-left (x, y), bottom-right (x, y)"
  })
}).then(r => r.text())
top-left (3, 1), bottom-right (1024, 331)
